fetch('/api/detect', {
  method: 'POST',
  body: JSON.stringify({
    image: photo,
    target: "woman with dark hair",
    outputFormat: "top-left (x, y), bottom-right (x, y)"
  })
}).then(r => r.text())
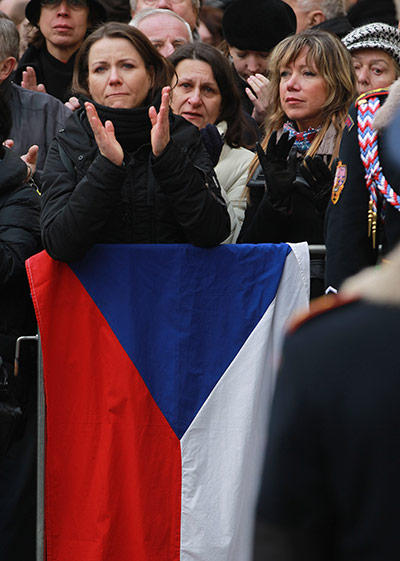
top-left (169, 41), bottom-right (255, 242)
top-left (238, 30), bottom-right (357, 297)
top-left (40, 22), bottom-right (230, 261)
top-left (14, 0), bottom-right (106, 101)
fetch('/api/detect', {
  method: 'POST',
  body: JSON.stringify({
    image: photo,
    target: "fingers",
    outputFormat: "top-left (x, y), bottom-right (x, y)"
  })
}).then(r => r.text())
top-left (245, 87), bottom-right (257, 103)
top-left (85, 101), bottom-right (103, 137)
top-left (266, 131), bottom-right (278, 159)
top-left (275, 131), bottom-right (296, 160)
top-left (25, 144), bottom-right (39, 165)
top-left (247, 74), bottom-right (269, 98)
top-left (3, 139), bottom-right (13, 149)
top-left (148, 105), bottom-right (157, 127)
top-left (21, 66), bottom-right (46, 93)
top-left (304, 155), bottom-right (331, 180)
top-left (21, 66), bottom-right (37, 90)
top-left (65, 96), bottom-right (80, 112)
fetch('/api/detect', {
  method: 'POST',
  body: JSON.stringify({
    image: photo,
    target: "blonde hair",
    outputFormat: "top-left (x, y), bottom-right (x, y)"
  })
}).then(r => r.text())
top-left (248, 29), bottom-right (357, 180)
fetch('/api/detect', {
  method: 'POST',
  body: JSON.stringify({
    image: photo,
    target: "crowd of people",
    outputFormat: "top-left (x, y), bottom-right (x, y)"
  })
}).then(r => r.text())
top-left (1, 0), bottom-right (400, 559)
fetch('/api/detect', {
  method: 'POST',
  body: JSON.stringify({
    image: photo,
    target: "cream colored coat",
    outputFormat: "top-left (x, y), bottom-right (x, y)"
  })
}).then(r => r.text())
top-left (215, 121), bottom-right (254, 243)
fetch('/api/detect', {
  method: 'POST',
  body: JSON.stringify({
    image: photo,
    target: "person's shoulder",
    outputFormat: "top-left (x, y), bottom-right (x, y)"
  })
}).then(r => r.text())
top-left (10, 82), bottom-right (71, 118)
top-left (287, 294), bottom-right (360, 335)
top-left (355, 88), bottom-right (389, 107)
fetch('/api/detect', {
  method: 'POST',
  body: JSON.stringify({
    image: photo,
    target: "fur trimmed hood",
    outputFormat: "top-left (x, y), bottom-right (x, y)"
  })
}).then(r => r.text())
top-left (342, 242), bottom-right (400, 306)
top-left (374, 77), bottom-right (400, 131)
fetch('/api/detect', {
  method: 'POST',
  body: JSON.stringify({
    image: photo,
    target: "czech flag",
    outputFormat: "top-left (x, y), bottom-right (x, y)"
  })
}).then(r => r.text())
top-left (26, 243), bottom-right (309, 561)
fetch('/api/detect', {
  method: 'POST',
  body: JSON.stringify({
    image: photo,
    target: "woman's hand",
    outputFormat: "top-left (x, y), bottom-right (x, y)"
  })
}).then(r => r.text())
top-left (21, 66), bottom-right (47, 93)
top-left (246, 73), bottom-right (270, 125)
top-left (149, 86), bottom-right (171, 157)
top-left (256, 131), bottom-right (297, 205)
top-left (298, 155), bottom-right (337, 213)
top-left (65, 96), bottom-right (80, 112)
top-left (21, 144), bottom-right (39, 181)
top-left (85, 102), bottom-right (124, 167)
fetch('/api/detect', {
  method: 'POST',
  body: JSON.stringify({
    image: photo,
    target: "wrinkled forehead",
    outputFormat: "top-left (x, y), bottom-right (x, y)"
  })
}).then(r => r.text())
top-left (138, 13), bottom-right (190, 40)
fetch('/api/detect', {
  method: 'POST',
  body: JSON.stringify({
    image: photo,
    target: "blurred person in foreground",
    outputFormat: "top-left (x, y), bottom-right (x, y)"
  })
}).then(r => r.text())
top-left (257, 242), bottom-right (400, 561)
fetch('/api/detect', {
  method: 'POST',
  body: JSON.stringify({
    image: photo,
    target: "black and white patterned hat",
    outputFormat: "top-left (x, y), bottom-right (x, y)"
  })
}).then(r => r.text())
top-left (342, 23), bottom-right (400, 67)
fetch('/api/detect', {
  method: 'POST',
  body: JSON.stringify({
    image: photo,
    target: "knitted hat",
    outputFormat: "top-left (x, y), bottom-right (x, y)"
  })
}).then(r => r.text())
top-left (342, 22), bottom-right (400, 67)
top-left (347, 0), bottom-right (397, 28)
top-left (222, 0), bottom-right (296, 52)
top-left (26, 0), bottom-right (107, 27)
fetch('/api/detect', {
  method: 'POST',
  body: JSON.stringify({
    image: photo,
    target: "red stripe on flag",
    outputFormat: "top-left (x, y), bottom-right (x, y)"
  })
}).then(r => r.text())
top-left (27, 252), bottom-right (181, 561)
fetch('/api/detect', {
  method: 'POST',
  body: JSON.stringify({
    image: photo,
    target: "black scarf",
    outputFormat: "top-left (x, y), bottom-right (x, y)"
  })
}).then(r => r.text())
top-left (80, 91), bottom-right (162, 154)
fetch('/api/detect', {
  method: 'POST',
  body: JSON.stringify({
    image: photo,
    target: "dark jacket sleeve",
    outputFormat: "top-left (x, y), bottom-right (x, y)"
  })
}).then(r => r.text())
top-left (0, 151), bottom-right (41, 284)
top-left (0, 187), bottom-right (41, 285)
top-left (238, 166), bottom-right (324, 244)
top-left (324, 105), bottom-right (377, 291)
top-left (151, 132), bottom-right (230, 247)
top-left (40, 140), bottom-right (129, 262)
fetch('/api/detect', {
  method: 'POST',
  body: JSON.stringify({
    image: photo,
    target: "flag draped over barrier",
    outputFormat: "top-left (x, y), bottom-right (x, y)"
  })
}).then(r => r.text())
top-left (26, 243), bottom-right (309, 561)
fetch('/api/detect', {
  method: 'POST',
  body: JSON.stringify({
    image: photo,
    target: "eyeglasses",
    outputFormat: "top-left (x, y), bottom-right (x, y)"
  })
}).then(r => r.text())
top-left (40, 0), bottom-right (88, 9)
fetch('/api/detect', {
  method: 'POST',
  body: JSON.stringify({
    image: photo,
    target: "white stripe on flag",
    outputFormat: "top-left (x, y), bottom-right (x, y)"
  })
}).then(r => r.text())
top-left (180, 243), bottom-right (309, 561)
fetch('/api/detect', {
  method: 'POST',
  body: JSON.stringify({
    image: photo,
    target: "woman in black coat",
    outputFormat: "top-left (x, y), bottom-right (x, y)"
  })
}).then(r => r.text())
top-left (238, 30), bottom-right (356, 297)
top-left (40, 22), bottom-right (230, 262)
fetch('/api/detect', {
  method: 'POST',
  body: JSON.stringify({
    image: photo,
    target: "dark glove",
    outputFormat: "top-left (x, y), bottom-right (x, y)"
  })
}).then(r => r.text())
top-left (298, 155), bottom-right (337, 214)
top-left (199, 124), bottom-right (224, 167)
top-left (256, 131), bottom-right (297, 211)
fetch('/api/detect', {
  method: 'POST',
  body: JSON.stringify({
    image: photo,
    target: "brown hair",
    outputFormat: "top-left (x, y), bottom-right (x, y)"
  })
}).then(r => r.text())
top-left (169, 41), bottom-right (256, 148)
top-left (72, 22), bottom-right (174, 101)
top-left (248, 29), bottom-right (357, 179)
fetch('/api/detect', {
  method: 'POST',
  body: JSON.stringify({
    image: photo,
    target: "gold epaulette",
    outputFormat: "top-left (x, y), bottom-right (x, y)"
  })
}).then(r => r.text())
top-left (287, 294), bottom-right (359, 334)
top-left (355, 88), bottom-right (389, 107)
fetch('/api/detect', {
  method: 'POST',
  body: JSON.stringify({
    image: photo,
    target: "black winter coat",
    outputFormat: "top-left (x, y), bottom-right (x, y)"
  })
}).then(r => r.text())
top-left (238, 164), bottom-right (325, 245)
top-left (0, 148), bottom-right (41, 364)
top-left (14, 45), bottom-right (76, 103)
top-left (41, 102), bottom-right (230, 262)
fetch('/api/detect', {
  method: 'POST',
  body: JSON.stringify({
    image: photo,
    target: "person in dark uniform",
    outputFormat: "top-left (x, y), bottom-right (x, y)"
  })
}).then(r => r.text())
top-left (256, 245), bottom-right (400, 561)
top-left (325, 24), bottom-right (400, 291)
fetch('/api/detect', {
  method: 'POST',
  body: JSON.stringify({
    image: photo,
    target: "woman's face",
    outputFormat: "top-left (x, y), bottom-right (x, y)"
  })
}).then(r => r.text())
top-left (351, 48), bottom-right (397, 95)
top-left (279, 48), bottom-right (328, 131)
top-left (38, 0), bottom-right (89, 57)
top-left (229, 46), bottom-right (269, 81)
top-left (87, 37), bottom-right (153, 109)
top-left (170, 59), bottom-right (222, 129)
